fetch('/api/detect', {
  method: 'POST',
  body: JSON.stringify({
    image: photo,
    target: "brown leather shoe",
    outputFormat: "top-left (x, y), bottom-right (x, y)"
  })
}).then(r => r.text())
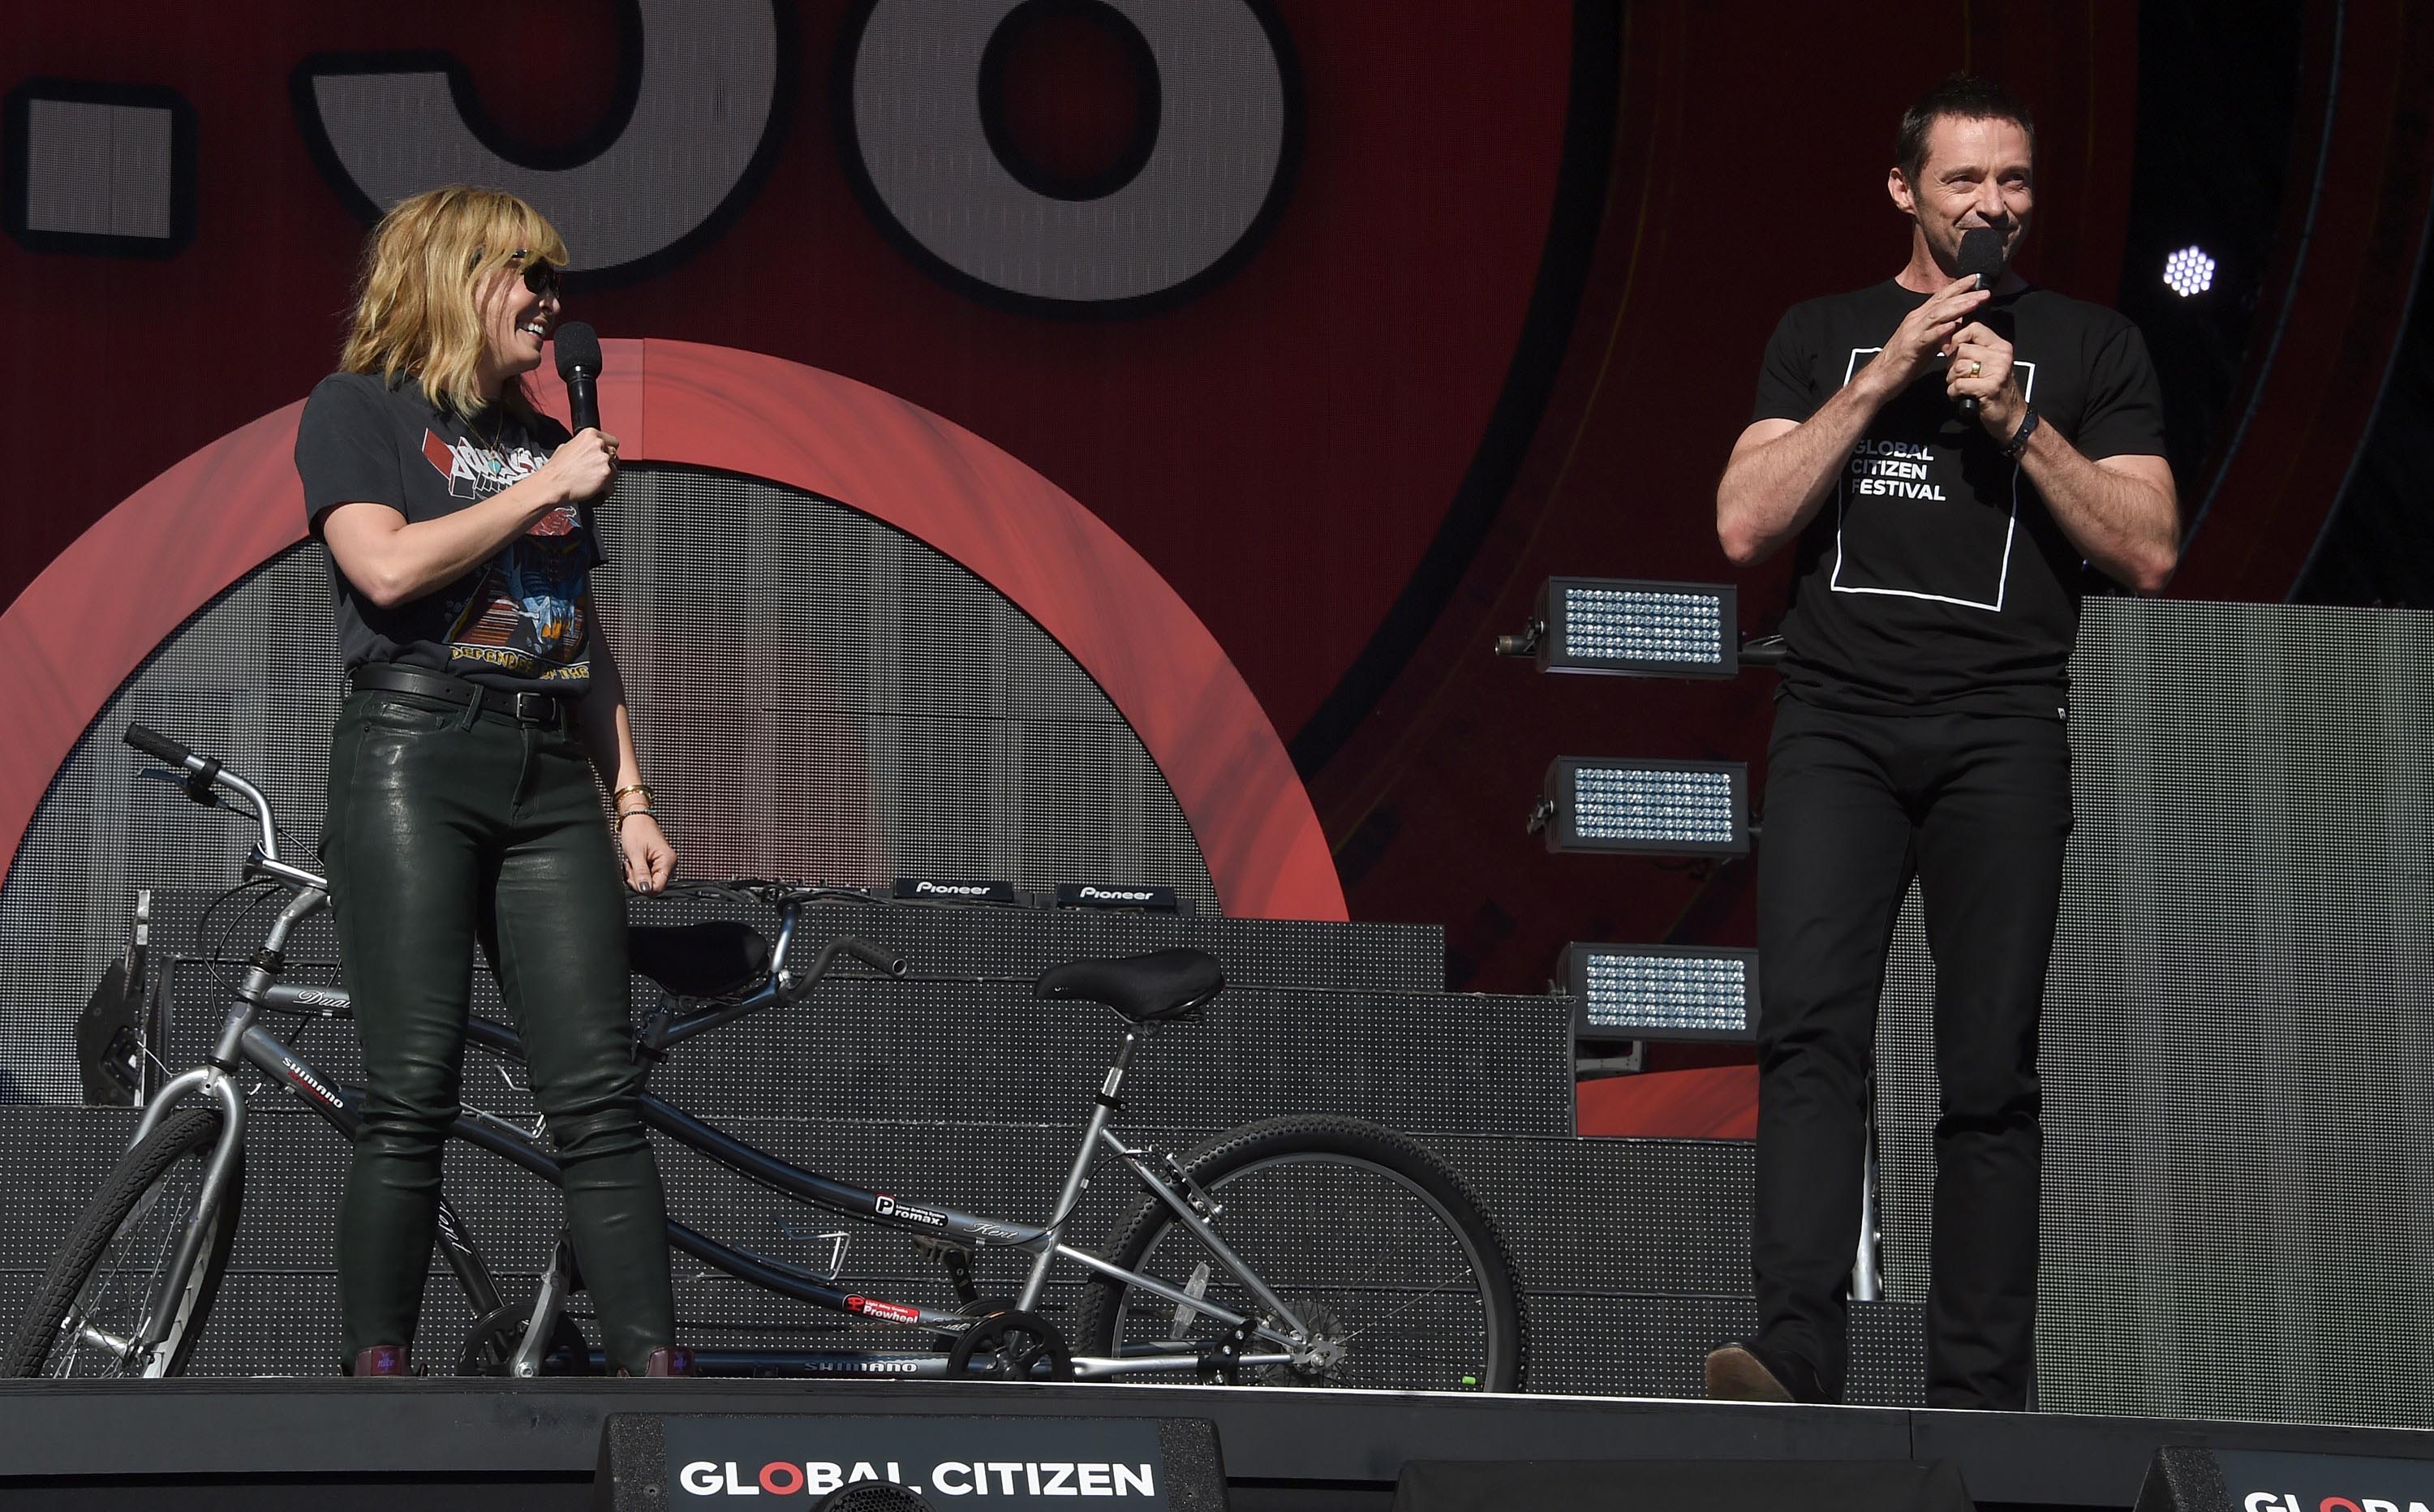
top-left (350, 1345), bottom-right (412, 1377)
top-left (1703, 1342), bottom-right (1808, 1402)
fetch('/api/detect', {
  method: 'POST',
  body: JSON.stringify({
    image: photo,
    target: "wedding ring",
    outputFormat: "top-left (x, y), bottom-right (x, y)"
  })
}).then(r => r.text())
top-left (1967, 360), bottom-right (1984, 377)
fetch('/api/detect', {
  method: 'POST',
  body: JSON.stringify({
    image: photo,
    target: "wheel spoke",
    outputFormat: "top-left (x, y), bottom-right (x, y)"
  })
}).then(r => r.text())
top-left (1320, 1267), bottom-right (1477, 1348)
top-left (13, 1109), bottom-right (234, 1381)
top-left (1088, 1131), bottom-right (1516, 1393)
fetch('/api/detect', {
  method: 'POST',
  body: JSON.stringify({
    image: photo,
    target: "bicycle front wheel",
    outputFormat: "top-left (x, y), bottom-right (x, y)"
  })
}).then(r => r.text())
top-left (4, 1106), bottom-right (243, 1378)
top-left (1071, 1115), bottom-right (1525, 1392)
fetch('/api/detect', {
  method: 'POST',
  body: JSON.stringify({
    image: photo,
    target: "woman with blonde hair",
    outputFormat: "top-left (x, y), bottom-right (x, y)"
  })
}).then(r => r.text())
top-left (294, 186), bottom-right (684, 1377)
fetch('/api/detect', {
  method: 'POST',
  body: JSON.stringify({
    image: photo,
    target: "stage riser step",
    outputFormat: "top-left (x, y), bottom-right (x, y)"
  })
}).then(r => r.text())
top-left (150, 887), bottom-right (1454, 1006)
top-left (160, 964), bottom-right (1580, 1141)
top-left (0, 1261), bottom-right (1925, 1404)
top-left (0, 1107), bottom-right (1844, 1395)
top-left (0, 1110), bottom-right (1757, 1298)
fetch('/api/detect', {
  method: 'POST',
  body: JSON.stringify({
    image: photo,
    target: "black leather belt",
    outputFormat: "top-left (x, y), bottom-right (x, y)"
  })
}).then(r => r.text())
top-left (349, 662), bottom-right (570, 728)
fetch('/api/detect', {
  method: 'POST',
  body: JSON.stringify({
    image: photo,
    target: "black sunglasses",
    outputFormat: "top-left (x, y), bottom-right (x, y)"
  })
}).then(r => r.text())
top-left (511, 251), bottom-right (562, 299)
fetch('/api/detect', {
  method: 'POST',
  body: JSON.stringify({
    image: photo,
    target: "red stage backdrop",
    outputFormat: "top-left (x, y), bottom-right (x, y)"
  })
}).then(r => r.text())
top-left (8, 2), bottom-right (2428, 1136)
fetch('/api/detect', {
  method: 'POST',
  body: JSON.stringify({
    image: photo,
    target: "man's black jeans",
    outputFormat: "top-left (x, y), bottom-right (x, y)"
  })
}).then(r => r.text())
top-left (1751, 692), bottom-right (2071, 1410)
top-left (322, 685), bottom-right (674, 1375)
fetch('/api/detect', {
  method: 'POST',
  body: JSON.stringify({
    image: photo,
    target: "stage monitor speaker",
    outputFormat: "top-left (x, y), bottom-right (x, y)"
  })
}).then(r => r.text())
top-left (1393, 1458), bottom-right (1973, 1512)
top-left (598, 1413), bottom-right (1228, 1512)
top-left (2133, 1445), bottom-right (2434, 1512)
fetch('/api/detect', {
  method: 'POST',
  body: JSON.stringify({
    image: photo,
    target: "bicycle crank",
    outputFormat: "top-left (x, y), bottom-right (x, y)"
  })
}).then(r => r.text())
top-left (944, 1308), bottom-right (1073, 1381)
top-left (458, 1303), bottom-right (591, 1377)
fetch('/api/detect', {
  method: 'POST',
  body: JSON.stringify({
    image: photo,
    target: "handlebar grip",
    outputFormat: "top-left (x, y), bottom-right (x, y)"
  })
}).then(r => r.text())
top-left (123, 724), bottom-right (194, 768)
top-left (843, 938), bottom-right (910, 978)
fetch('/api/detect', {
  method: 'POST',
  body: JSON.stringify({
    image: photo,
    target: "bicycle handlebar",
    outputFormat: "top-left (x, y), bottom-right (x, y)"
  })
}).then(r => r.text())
top-left (124, 723), bottom-right (196, 769)
top-left (675, 877), bottom-right (891, 908)
top-left (837, 936), bottom-right (910, 979)
top-left (645, 928), bottom-right (910, 1053)
top-left (118, 736), bottom-right (920, 952)
top-left (666, 882), bottom-right (910, 977)
top-left (123, 723), bottom-right (320, 887)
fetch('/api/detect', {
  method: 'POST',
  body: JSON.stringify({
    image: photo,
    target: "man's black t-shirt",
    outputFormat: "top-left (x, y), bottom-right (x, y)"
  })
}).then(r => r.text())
top-left (295, 372), bottom-right (600, 696)
top-left (1749, 280), bottom-right (2165, 716)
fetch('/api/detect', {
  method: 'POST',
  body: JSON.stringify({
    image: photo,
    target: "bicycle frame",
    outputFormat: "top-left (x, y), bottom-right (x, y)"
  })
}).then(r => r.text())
top-left (150, 874), bottom-right (1316, 1381)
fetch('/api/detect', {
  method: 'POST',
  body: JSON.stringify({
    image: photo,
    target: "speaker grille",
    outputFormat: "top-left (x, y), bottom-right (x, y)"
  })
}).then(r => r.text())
top-left (1876, 599), bottom-right (2434, 1426)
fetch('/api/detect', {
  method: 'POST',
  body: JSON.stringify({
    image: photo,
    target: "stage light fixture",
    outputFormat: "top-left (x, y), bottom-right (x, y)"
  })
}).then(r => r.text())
top-left (1497, 578), bottom-right (1739, 677)
top-left (1530, 757), bottom-right (1748, 855)
top-left (1559, 942), bottom-right (1759, 1043)
top-left (2163, 245), bottom-right (2216, 297)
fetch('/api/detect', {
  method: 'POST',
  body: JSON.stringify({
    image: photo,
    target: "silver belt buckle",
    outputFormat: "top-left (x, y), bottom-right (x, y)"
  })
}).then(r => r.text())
top-left (512, 692), bottom-right (553, 724)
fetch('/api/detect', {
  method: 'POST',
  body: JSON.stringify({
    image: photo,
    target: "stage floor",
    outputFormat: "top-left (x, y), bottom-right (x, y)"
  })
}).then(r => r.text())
top-left (2, 1377), bottom-right (2430, 1511)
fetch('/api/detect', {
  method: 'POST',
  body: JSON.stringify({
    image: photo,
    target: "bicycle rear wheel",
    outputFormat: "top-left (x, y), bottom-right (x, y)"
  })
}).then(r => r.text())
top-left (4, 1106), bottom-right (243, 1378)
top-left (1071, 1115), bottom-right (1525, 1391)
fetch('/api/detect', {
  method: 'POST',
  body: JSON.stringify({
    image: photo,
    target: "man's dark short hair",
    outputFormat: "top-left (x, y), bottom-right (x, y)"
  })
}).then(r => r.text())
top-left (1896, 74), bottom-right (2036, 183)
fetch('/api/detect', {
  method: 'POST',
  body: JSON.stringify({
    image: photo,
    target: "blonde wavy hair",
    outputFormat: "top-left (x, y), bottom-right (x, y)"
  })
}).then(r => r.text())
top-left (338, 186), bottom-right (569, 418)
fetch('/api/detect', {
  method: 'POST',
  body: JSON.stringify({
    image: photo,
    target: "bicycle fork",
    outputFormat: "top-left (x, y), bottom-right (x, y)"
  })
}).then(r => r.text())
top-left (110, 884), bottom-right (326, 1374)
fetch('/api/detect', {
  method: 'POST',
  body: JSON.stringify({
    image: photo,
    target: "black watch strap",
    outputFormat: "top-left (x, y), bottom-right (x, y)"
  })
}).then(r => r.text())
top-left (2001, 404), bottom-right (2041, 460)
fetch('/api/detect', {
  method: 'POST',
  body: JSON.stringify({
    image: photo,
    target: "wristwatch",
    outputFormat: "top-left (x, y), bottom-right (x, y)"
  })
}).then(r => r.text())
top-left (2000, 404), bottom-right (2041, 461)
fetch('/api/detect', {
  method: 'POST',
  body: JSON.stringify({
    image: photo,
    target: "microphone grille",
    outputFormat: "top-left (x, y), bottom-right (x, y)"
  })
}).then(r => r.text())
top-left (1956, 227), bottom-right (2006, 289)
top-left (553, 321), bottom-right (602, 378)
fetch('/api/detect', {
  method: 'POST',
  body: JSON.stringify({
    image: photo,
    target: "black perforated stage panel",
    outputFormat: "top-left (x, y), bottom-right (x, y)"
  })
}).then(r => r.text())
top-left (0, 462), bottom-right (1223, 1107)
top-left (19, 1108), bottom-right (1684, 1297)
top-left (0, 882), bottom-right (1868, 1395)
top-left (41, 882), bottom-right (1817, 1391)
top-left (1873, 599), bottom-right (2434, 1428)
top-left (1392, 1456), bottom-right (1975, 1512)
top-left (142, 889), bottom-right (1499, 1137)
top-left (0, 1103), bottom-right (1920, 1400)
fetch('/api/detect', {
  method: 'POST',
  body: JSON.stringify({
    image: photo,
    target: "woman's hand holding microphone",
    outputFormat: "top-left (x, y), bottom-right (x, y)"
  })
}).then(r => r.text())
top-left (545, 427), bottom-right (619, 505)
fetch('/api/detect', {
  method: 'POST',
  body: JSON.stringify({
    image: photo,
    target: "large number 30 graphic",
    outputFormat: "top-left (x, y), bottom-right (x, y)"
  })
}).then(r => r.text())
top-left (296, 0), bottom-right (1297, 312)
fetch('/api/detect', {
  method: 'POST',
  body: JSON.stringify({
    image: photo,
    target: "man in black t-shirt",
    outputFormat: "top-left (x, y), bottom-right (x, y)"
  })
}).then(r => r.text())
top-left (1704, 77), bottom-right (2177, 1411)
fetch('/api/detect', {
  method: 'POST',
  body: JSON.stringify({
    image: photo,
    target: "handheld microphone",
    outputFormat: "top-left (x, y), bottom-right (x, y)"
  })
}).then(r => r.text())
top-left (551, 323), bottom-right (610, 538)
top-left (1954, 229), bottom-right (2006, 418)
top-left (553, 322), bottom-right (603, 434)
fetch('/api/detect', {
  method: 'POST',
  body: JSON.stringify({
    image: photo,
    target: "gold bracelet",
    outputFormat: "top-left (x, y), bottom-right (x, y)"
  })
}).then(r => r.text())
top-left (611, 783), bottom-right (655, 805)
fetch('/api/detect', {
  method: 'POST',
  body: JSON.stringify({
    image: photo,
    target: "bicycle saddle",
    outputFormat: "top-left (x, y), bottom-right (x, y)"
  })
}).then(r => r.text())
top-left (629, 921), bottom-right (772, 999)
top-left (1033, 949), bottom-right (1223, 1022)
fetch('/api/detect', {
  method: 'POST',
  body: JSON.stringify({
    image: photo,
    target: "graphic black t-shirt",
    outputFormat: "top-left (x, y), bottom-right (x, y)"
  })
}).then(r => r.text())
top-left (1750, 280), bottom-right (2165, 715)
top-left (295, 372), bottom-right (600, 696)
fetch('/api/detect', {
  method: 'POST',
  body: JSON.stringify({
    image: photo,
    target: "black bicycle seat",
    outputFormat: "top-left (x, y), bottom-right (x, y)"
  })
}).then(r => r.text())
top-left (1034, 949), bottom-right (1223, 1022)
top-left (629, 921), bottom-right (772, 999)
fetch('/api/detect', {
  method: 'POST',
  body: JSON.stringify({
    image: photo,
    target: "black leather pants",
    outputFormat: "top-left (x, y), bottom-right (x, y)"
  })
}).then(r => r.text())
top-left (322, 686), bottom-right (674, 1375)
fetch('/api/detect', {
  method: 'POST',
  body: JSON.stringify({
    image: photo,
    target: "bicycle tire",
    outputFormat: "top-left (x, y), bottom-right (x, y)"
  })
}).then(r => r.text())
top-left (3, 1106), bottom-right (243, 1378)
top-left (1070, 1115), bottom-right (1526, 1392)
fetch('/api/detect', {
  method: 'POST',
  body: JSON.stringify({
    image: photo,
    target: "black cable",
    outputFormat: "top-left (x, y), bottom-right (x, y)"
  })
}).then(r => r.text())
top-left (195, 878), bottom-right (286, 1003)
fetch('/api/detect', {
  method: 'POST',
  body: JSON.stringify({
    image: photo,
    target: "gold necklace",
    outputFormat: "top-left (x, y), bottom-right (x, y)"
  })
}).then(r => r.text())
top-left (470, 400), bottom-right (510, 459)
